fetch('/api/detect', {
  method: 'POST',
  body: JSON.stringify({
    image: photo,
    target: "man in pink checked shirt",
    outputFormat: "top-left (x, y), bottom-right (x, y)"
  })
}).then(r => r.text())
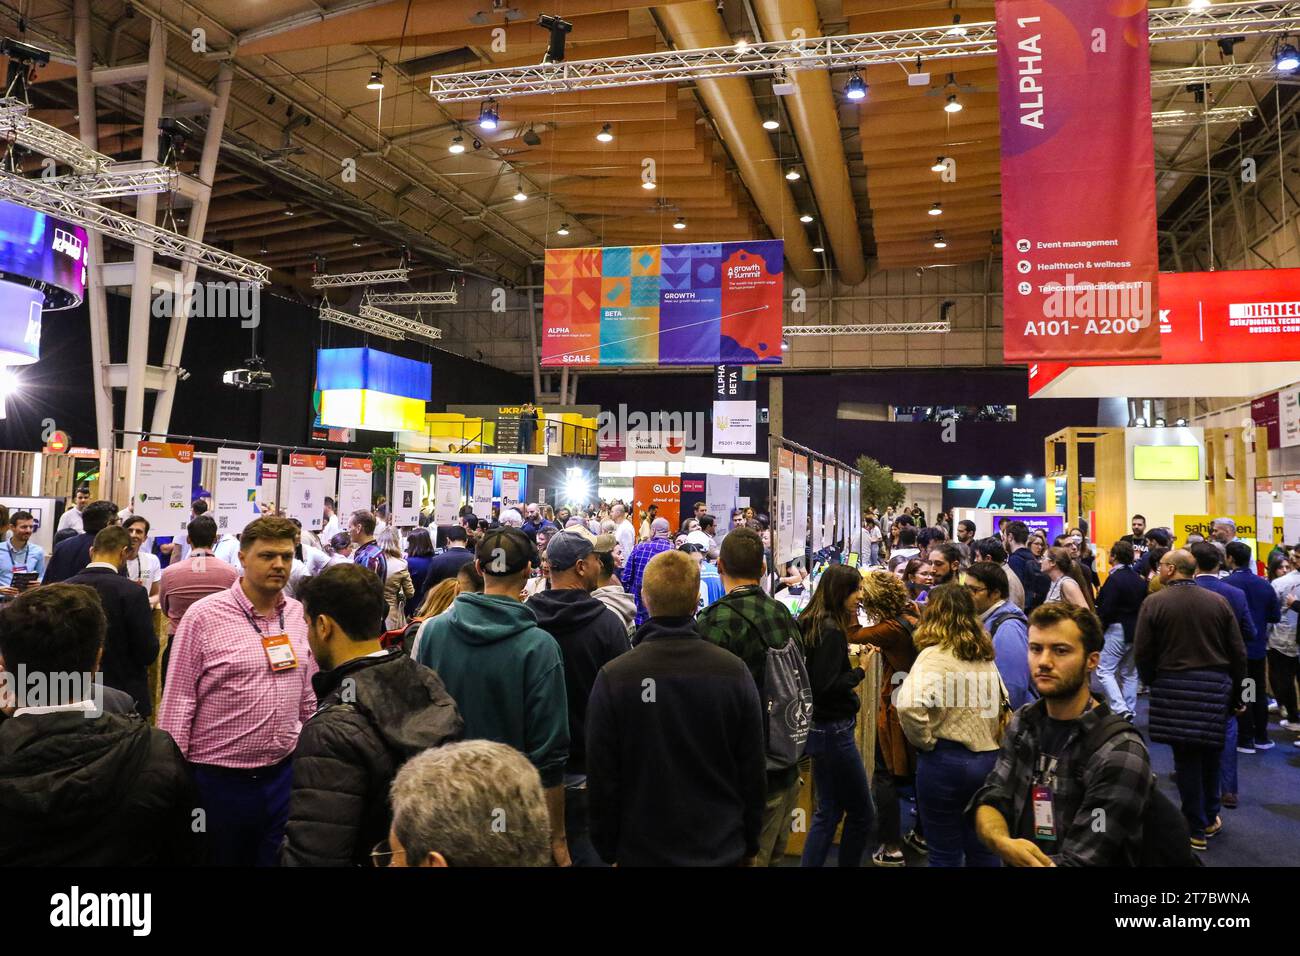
top-left (158, 515), bottom-right (318, 867)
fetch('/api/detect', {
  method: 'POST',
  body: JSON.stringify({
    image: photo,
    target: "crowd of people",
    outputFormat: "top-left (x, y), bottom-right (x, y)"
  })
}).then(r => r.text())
top-left (0, 484), bottom-right (1293, 868)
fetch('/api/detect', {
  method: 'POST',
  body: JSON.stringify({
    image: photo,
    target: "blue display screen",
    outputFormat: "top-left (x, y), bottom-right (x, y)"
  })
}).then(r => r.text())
top-left (0, 199), bottom-right (87, 310)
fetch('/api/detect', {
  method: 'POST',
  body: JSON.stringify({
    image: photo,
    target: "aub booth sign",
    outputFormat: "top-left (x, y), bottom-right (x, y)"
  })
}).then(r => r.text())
top-left (0, 199), bottom-right (89, 364)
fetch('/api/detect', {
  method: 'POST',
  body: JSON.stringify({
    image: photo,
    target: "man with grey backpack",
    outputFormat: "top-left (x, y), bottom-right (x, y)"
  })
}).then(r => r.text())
top-left (697, 526), bottom-right (814, 866)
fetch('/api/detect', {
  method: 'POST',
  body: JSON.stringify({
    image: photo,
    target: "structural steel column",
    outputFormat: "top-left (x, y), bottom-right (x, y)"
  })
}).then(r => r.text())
top-left (150, 61), bottom-right (234, 438)
top-left (123, 17), bottom-right (167, 444)
top-left (74, 0), bottom-right (114, 450)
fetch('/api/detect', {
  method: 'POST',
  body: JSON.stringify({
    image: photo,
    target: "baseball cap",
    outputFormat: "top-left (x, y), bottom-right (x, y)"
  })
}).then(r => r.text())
top-left (475, 527), bottom-right (537, 576)
top-left (593, 533), bottom-right (617, 554)
top-left (547, 527), bottom-right (596, 571)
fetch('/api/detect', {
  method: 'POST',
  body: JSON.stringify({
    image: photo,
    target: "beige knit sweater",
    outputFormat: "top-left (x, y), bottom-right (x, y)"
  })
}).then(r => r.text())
top-left (895, 644), bottom-right (1006, 753)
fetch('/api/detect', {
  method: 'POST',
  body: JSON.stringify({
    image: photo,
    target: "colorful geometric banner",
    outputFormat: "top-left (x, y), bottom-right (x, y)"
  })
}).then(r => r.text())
top-left (542, 240), bottom-right (784, 366)
top-left (998, 0), bottom-right (1160, 362)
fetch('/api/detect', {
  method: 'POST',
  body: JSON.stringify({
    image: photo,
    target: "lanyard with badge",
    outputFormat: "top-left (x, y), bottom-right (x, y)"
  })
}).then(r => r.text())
top-left (245, 606), bottom-right (298, 673)
top-left (1030, 699), bottom-right (1095, 842)
top-left (5, 542), bottom-right (28, 576)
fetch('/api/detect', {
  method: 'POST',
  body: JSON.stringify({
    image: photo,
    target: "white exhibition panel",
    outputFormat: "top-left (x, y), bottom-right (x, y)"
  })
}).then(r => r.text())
top-left (1034, 362), bottom-right (1300, 399)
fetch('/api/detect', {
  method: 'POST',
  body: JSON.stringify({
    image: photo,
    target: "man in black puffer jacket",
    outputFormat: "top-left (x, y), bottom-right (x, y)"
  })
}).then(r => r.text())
top-left (0, 584), bottom-right (201, 865)
top-left (281, 564), bottom-right (463, 867)
top-left (527, 528), bottom-right (631, 867)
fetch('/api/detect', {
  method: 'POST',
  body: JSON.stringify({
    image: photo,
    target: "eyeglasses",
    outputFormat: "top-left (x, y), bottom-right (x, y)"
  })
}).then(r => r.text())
top-left (965, 583), bottom-right (987, 595)
top-left (370, 840), bottom-right (396, 867)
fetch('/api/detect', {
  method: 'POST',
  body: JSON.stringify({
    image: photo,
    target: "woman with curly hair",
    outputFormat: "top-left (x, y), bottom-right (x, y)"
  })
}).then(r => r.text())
top-left (850, 570), bottom-right (923, 866)
top-left (896, 584), bottom-right (1007, 867)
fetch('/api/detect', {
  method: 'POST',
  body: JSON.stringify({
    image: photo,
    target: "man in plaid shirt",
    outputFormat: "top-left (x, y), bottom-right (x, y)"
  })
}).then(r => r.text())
top-left (969, 602), bottom-right (1152, 866)
top-left (621, 517), bottom-right (674, 628)
top-left (695, 526), bottom-right (806, 865)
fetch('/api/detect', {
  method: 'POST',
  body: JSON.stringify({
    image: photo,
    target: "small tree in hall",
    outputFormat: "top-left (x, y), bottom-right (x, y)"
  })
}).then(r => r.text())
top-left (856, 454), bottom-right (906, 513)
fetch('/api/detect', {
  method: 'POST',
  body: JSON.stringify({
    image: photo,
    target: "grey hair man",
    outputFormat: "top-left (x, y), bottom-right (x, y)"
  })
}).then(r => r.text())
top-left (386, 740), bottom-right (551, 867)
top-left (1209, 518), bottom-right (1238, 545)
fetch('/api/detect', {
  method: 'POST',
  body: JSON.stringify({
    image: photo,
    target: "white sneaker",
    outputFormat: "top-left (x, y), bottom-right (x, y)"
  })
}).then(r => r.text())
top-left (1281, 720), bottom-right (1300, 731)
top-left (1255, 740), bottom-right (1276, 751)
top-left (1269, 699), bottom-right (1280, 713)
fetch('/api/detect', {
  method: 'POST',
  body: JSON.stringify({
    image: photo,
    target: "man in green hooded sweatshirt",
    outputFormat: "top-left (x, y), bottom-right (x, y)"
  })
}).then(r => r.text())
top-left (412, 526), bottom-right (571, 866)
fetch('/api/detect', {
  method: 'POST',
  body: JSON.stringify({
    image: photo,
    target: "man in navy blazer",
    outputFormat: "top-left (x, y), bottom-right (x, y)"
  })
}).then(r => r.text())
top-left (1223, 541), bottom-right (1281, 751)
top-left (66, 526), bottom-right (159, 717)
top-left (43, 500), bottom-right (122, 584)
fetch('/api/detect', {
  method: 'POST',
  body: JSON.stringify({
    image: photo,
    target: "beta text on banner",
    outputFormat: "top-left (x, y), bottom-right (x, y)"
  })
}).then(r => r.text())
top-left (134, 442), bottom-right (194, 536)
top-left (434, 465), bottom-right (461, 525)
top-left (712, 364), bottom-right (758, 454)
top-left (286, 454), bottom-right (328, 531)
top-left (337, 457), bottom-right (373, 517)
top-left (472, 467), bottom-right (494, 518)
top-left (214, 447), bottom-right (261, 536)
top-left (998, 0), bottom-right (1160, 362)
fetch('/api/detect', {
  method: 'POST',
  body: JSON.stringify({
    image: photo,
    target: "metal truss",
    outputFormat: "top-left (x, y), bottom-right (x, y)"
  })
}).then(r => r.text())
top-left (0, 172), bottom-right (270, 284)
top-left (320, 306), bottom-right (406, 341)
top-left (311, 268), bottom-right (411, 289)
top-left (429, 1), bottom-right (1300, 101)
top-left (0, 97), bottom-right (111, 173)
top-left (784, 322), bottom-right (951, 335)
top-left (1151, 105), bottom-right (1256, 127)
top-left (365, 290), bottom-right (459, 305)
top-left (358, 302), bottom-right (444, 342)
top-left (50, 162), bottom-right (178, 199)
top-left (1150, 61), bottom-right (1278, 87)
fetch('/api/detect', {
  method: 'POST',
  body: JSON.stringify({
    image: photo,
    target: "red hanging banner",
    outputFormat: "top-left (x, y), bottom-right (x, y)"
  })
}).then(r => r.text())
top-left (998, 0), bottom-right (1161, 363)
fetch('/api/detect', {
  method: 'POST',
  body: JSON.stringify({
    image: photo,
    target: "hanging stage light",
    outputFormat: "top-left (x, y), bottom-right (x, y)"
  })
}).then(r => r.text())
top-left (944, 93), bottom-right (963, 113)
top-left (844, 72), bottom-right (867, 101)
top-left (449, 135), bottom-right (466, 154)
top-left (596, 122), bottom-right (614, 142)
top-left (1276, 42), bottom-right (1300, 72)
top-left (478, 99), bottom-right (500, 130)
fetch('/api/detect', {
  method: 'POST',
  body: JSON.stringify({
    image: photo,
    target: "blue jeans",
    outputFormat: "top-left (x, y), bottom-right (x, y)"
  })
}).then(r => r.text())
top-left (915, 740), bottom-right (1001, 868)
top-left (1220, 715), bottom-right (1238, 796)
top-left (801, 717), bottom-right (874, 867)
top-left (1095, 624), bottom-right (1137, 717)
top-left (1172, 743), bottom-right (1222, 837)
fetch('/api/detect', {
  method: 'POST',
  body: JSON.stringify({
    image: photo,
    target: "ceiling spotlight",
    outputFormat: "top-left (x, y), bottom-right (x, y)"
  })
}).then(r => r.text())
top-left (944, 93), bottom-right (963, 113)
top-left (929, 202), bottom-right (943, 216)
top-left (539, 14), bottom-right (573, 63)
top-left (933, 232), bottom-right (947, 249)
top-left (673, 217), bottom-right (686, 230)
top-left (735, 36), bottom-right (750, 53)
top-left (845, 72), bottom-right (867, 101)
top-left (762, 116), bottom-right (780, 131)
top-left (1135, 417), bottom-right (1147, 427)
top-left (366, 69), bottom-right (384, 91)
top-left (1176, 417), bottom-right (1188, 426)
top-left (596, 122), bottom-right (614, 142)
top-left (557, 222), bottom-right (570, 236)
top-left (1188, 0), bottom-right (1211, 9)
top-left (641, 180), bottom-right (656, 190)
top-left (478, 99), bottom-right (500, 131)
top-left (785, 168), bottom-right (801, 181)
top-left (449, 135), bottom-right (466, 154)
top-left (283, 208), bottom-right (294, 216)
top-left (352, 238), bottom-right (362, 247)
top-left (259, 242), bottom-right (269, 255)
top-left (946, 15), bottom-right (968, 37)
top-left (931, 156), bottom-right (947, 172)
top-left (799, 213), bottom-right (814, 223)
top-left (1276, 42), bottom-right (1300, 73)
top-left (513, 180), bottom-right (527, 201)
top-left (1155, 417), bottom-right (1167, 427)
top-left (812, 245), bottom-right (824, 253)
top-left (522, 125), bottom-right (542, 146)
